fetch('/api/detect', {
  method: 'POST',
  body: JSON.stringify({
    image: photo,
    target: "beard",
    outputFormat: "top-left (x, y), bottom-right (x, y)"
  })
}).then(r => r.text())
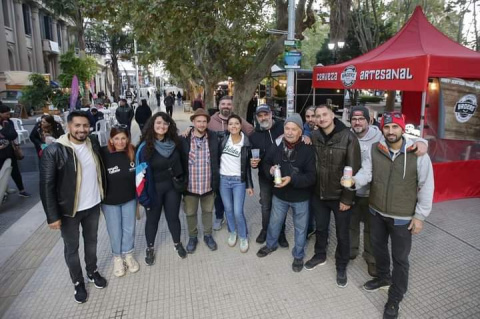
top-left (385, 134), bottom-right (402, 144)
top-left (258, 120), bottom-right (271, 130)
top-left (220, 108), bottom-right (231, 118)
top-left (352, 126), bottom-right (366, 134)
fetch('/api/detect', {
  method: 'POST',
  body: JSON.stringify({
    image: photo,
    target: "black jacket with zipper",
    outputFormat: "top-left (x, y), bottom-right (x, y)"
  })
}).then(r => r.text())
top-left (219, 133), bottom-right (254, 189)
top-left (312, 118), bottom-right (361, 205)
top-left (40, 135), bottom-right (105, 224)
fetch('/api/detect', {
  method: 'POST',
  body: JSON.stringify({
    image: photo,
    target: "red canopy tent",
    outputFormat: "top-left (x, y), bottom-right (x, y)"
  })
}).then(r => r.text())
top-left (312, 6), bottom-right (480, 202)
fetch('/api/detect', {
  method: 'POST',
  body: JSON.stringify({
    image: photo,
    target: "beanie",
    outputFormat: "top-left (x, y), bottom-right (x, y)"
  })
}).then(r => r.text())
top-left (285, 113), bottom-right (303, 132)
top-left (350, 105), bottom-right (370, 121)
top-left (0, 104), bottom-right (10, 113)
top-left (381, 112), bottom-right (406, 131)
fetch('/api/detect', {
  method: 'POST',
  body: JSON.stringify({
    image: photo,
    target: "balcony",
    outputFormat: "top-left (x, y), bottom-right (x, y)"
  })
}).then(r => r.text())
top-left (42, 40), bottom-right (60, 54)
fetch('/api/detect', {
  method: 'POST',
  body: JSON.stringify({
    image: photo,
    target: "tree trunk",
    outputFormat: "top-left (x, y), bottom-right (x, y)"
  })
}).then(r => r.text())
top-left (385, 90), bottom-right (396, 111)
top-left (203, 79), bottom-right (217, 110)
top-left (233, 80), bottom-right (259, 119)
top-left (111, 56), bottom-right (120, 101)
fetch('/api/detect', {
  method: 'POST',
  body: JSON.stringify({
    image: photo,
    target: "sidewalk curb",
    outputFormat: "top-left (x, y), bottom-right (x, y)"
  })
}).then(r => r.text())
top-left (0, 201), bottom-right (45, 268)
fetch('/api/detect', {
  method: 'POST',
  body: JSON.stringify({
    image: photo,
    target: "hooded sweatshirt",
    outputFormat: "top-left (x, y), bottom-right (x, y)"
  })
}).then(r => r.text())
top-left (208, 112), bottom-right (254, 136)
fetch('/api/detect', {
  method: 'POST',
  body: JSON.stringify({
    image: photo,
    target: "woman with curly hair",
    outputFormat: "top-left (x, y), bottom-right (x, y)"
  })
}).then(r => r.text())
top-left (136, 112), bottom-right (187, 265)
top-left (30, 115), bottom-right (65, 157)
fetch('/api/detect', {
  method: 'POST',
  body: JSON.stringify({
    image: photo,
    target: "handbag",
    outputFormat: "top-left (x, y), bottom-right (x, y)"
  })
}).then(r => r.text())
top-left (12, 142), bottom-right (24, 160)
top-left (168, 167), bottom-right (187, 193)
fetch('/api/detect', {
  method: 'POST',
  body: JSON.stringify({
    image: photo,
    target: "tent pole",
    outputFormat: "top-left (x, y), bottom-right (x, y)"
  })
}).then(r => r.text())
top-left (419, 90), bottom-right (427, 136)
top-left (313, 87), bottom-right (316, 106)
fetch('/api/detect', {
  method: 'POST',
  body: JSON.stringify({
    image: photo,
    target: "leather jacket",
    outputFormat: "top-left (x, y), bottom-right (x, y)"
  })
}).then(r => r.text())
top-left (219, 133), bottom-right (254, 189)
top-left (40, 135), bottom-right (105, 224)
top-left (312, 118), bottom-right (361, 205)
top-left (115, 105), bottom-right (134, 126)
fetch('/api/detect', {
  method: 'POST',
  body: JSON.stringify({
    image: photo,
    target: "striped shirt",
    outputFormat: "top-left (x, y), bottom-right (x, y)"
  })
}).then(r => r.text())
top-left (188, 133), bottom-right (212, 195)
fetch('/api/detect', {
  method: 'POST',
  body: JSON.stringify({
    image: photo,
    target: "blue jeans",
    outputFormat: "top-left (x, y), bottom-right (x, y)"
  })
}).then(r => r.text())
top-left (219, 175), bottom-right (247, 238)
top-left (266, 196), bottom-right (309, 259)
top-left (102, 199), bottom-right (137, 256)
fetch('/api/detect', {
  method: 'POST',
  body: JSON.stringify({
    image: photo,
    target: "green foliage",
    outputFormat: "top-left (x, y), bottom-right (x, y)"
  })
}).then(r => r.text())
top-left (359, 95), bottom-right (382, 103)
top-left (20, 74), bottom-right (53, 110)
top-left (51, 90), bottom-right (71, 110)
top-left (302, 22), bottom-right (329, 69)
top-left (58, 50), bottom-right (98, 88)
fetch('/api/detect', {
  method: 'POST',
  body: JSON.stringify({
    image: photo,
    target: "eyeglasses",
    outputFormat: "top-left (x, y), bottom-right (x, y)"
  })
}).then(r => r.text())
top-left (156, 121), bottom-right (170, 127)
top-left (113, 124), bottom-right (128, 129)
top-left (351, 117), bottom-right (366, 123)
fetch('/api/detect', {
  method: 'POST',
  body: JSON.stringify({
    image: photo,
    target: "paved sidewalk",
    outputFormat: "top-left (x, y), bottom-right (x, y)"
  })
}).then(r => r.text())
top-left (0, 109), bottom-right (479, 318)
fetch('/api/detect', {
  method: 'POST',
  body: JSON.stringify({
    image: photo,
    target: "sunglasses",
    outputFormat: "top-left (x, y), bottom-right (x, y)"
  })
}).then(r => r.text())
top-left (382, 112), bottom-right (403, 123)
top-left (113, 124), bottom-right (128, 129)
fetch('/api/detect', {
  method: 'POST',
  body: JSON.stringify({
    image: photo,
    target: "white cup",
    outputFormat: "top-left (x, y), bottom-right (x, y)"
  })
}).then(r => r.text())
top-left (251, 149), bottom-right (260, 159)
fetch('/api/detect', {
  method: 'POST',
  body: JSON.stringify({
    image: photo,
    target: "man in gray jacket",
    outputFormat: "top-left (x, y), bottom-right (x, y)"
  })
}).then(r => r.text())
top-left (347, 111), bottom-right (434, 319)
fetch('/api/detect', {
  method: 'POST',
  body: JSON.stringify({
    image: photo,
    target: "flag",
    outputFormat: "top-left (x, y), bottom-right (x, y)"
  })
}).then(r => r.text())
top-left (69, 75), bottom-right (79, 111)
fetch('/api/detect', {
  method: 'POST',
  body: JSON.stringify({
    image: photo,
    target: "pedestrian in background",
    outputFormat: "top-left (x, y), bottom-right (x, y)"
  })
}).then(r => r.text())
top-left (115, 99), bottom-right (134, 132)
top-left (136, 112), bottom-right (187, 265)
top-left (164, 93), bottom-right (175, 117)
top-left (176, 91), bottom-right (182, 106)
top-left (135, 99), bottom-right (152, 132)
top-left (219, 114), bottom-right (254, 253)
top-left (30, 114), bottom-right (64, 158)
top-left (101, 126), bottom-right (139, 277)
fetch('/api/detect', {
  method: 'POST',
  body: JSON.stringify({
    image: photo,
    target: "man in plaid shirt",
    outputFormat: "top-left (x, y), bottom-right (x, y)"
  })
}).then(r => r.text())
top-left (180, 109), bottom-right (221, 253)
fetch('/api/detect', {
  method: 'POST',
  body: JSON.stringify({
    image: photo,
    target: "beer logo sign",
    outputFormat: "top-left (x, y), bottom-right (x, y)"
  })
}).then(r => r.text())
top-left (341, 65), bottom-right (357, 87)
top-left (454, 94), bottom-right (477, 123)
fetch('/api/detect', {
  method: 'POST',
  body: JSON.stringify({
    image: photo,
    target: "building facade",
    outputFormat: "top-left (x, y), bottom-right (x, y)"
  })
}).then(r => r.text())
top-left (0, 0), bottom-right (75, 90)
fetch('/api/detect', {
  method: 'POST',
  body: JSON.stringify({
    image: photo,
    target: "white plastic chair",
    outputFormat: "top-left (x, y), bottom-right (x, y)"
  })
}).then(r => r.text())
top-left (0, 158), bottom-right (12, 205)
top-left (10, 118), bottom-right (29, 144)
top-left (92, 119), bottom-right (110, 146)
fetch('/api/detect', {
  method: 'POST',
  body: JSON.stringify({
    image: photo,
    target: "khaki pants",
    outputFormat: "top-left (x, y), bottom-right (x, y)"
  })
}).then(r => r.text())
top-left (183, 192), bottom-right (215, 237)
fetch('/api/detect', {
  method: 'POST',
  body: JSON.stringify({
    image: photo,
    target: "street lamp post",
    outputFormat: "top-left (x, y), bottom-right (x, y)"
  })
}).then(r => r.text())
top-left (286, 0), bottom-right (295, 118)
top-left (328, 41), bottom-right (345, 64)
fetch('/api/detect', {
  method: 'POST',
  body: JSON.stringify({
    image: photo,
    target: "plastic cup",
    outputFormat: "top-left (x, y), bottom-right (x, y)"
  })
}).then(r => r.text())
top-left (251, 149), bottom-right (260, 159)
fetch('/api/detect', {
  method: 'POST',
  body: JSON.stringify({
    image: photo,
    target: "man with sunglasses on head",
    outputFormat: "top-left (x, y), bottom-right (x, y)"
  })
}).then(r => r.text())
top-left (348, 106), bottom-right (428, 278)
top-left (305, 104), bottom-right (361, 289)
top-left (346, 112), bottom-right (434, 319)
top-left (249, 104), bottom-right (289, 247)
top-left (256, 114), bottom-right (316, 273)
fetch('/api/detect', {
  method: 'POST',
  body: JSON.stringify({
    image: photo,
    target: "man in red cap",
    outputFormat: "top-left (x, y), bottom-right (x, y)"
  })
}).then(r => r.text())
top-left (346, 111), bottom-right (435, 319)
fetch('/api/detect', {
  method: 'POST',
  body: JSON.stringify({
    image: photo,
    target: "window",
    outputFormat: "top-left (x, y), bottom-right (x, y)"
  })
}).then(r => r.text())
top-left (22, 4), bottom-right (32, 35)
top-left (57, 24), bottom-right (61, 46)
top-left (8, 49), bottom-right (15, 70)
top-left (2, 0), bottom-right (10, 28)
top-left (43, 15), bottom-right (52, 40)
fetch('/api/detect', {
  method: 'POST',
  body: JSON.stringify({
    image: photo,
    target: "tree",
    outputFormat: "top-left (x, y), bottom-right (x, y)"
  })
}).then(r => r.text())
top-left (84, 0), bottom-right (316, 117)
top-left (85, 22), bottom-right (134, 101)
top-left (20, 74), bottom-right (53, 111)
top-left (58, 50), bottom-right (98, 101)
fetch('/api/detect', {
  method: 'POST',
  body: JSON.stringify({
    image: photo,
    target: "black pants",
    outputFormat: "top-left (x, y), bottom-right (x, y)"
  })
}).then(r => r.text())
top-left (145, 181), bottom-right (182, 247)
top-left (0, 156), bottom-right (24, 191)
top-left (312, 197), bottom-right (352, 271)
top-left (214, 190), bottom-right (224, 220)
top-left (166, 106), bottom-right (173, 117)
top-left (371, 211), bottom-right (412, 302)
top-left (259, 177), bottom-right (285, 234)
top-left (60, 204), bottom-right (100, 284)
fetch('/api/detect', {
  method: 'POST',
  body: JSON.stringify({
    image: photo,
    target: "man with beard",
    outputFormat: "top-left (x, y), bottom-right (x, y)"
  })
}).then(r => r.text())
top-left (303, 106), bottom-right (317, 137)
top-left (250, 104), bottom-right (289, 247)
top-left (40, 111), bottom-right (107, 304)
top-left (349, 106), bottom-right (428, 278)
top-left (347, 112), bottom-right (434, 319)
top-left (305, 104), bottom-right (361, 289)
top-left (208, 96), bottom-right (254, 230)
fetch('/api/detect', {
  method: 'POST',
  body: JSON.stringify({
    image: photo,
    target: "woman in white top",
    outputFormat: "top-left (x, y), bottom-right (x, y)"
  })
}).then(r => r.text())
top-left (219, 115), bottom-right (254, 253)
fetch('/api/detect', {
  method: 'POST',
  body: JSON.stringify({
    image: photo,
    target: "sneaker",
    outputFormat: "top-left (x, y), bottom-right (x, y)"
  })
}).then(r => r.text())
top-left (239, 238), bottom-right (249, 253)
top-left (113, 256), bottom-right (125, 277)
top-left (363, 278), bottom-right (392, 292)
top-left (6, 188), bottom-right (16, 194)
top-left (145, 247), bottom-right (155, 266)
top-left (87, 270), bottom-right (107, 289)
top-left (292, 258), bottom-right (304, 273)
top-left (74, 281), bottom-right (88, 303)
top-left (278, 233), bottom-right (289, 248)
top-left (383, 299), bottom-right (400, 319)
top-left (186, 237), bottom-right (198, 254)
top-left (204, 235), bottom-right (218, 251)
top-left (175, 243), bottom-right (187, 258)
top-left (336, 269), bottom-right (348, 288)
top-left (213, 218), bottom-right (224, 231)
top-left (367, 262), bottom-right (378, 277)
top-left (125, 253), bottom-right (140, 273)
top-left (256, 245), bottom-right (277, 258)
top-left (18, 191), bottom-right (31, 198)
top-left (304, 254), bottom-right (327, 270)
top-left (256, 229), bottom-right (267, 244)
top-left (306, 229), bottom-right (316, 240)
top-left (227, 232), bottom-right (237, 247)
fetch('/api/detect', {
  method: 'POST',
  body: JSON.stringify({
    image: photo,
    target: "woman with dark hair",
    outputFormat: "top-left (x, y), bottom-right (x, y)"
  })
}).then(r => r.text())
top-left (136, 112), bottom-right (186, 265)
top-left (100, 125), bottom-right (139, 277)
top-left (30, 115), bottom-right (65, 157)
top-left (219, 114), bottom-right (254, 253)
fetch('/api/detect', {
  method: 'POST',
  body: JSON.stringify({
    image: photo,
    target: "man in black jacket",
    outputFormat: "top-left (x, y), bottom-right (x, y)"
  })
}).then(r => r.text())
top-left (249, 104), bottom-right (289, 247)
top-left (135, 99), bottom-right (152, 131)
top-left (40, 111), bottom-right (107, 304)
top-left (164, 93), bottom-right (175, 117)
top-left (305, 104), bottom-right (361, 288)
top-left (180, 109), bottom-right (220, 253)
top-left (115, 99), bottom-right (134, 131)
top-left (256, 114), bottom-right (316, 272)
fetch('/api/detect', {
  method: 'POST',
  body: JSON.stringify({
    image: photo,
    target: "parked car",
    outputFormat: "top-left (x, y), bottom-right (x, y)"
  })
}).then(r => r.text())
top-left (0, 90), bottom-right (34, 116)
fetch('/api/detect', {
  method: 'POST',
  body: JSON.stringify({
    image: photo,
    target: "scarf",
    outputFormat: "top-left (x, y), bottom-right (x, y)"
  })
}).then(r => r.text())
top-left (154, 139), bottom-right (176, 157)
top-left (283, 138), bottom-right (301, 150)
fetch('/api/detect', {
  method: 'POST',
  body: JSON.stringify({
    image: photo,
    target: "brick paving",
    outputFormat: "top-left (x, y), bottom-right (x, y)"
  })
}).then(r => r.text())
top-left (0, 108), bottom-right (479, 318)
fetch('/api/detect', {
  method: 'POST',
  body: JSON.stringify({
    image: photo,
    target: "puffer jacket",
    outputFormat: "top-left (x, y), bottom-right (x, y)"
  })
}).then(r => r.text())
top-left (219, 133), bottom-right (254, 189)
top-left (115, 105), bottom-right (134, 126)
top-left (312, 118), bottom-right (361, 205)
top-left (39, 134), bottom-right (105, 224)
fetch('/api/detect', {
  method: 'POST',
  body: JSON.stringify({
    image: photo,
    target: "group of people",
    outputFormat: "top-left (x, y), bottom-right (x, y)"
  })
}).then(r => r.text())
top-left (39, 96), bottom-right (434, 319)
